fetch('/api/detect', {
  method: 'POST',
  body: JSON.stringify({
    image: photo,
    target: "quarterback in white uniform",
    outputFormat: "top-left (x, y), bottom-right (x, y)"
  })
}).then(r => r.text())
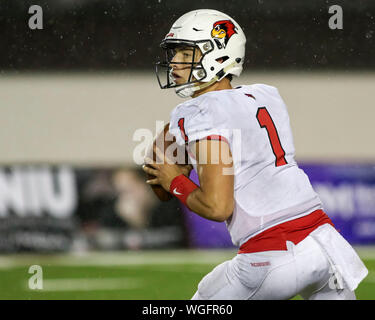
top-left (143, 9), bottom-right (368, 299)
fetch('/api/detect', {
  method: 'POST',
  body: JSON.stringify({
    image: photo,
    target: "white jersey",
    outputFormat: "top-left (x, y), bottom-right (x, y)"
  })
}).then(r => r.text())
top-left (169, 84), bottom-right (322, 246)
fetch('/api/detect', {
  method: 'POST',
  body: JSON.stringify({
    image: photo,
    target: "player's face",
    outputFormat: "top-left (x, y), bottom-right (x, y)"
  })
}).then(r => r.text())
top-left (170, 47), bottom-right (202, 85)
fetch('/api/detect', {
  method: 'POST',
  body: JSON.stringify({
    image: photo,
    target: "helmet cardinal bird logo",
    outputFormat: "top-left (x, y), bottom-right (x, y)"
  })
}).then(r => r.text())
top-left (211, 20), bottom-right (237, 48)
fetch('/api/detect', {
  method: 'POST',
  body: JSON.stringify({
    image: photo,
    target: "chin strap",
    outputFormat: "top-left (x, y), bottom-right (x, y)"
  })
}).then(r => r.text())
top-left (175, 77), bottom-right (217, 98)
top-left (175, 61), bottom-right (238, 98)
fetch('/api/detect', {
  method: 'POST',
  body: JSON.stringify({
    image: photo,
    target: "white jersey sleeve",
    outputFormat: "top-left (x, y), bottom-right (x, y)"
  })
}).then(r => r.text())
top-left (169, 96), bottom-right (232, 147)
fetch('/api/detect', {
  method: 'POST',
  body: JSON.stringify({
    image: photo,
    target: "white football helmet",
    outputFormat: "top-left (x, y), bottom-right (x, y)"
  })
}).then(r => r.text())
top-left (155, 9), bottom-right (246, 98)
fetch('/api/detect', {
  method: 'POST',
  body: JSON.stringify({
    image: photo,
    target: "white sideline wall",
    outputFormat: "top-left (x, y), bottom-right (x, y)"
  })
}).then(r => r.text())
top-left (0, 71), bottom-right (374, 166)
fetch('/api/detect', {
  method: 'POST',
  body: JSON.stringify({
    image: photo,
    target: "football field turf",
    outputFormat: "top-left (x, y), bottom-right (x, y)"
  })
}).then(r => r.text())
top-left (0, 249), bottom-right (374, 300)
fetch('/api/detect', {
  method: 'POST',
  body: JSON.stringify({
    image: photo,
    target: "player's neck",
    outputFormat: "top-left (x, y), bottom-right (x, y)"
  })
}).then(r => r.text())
top-left (192, 78), bottom-right (233, 98)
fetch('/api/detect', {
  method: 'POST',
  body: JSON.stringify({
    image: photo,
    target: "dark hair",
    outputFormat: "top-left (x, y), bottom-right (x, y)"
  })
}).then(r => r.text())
top-left (226, 74), bottom-right (233, 82)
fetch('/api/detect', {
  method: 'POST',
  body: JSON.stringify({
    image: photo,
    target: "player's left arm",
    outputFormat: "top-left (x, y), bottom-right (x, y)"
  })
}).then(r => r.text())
top-left (184, 139), bottom-right (234, 222)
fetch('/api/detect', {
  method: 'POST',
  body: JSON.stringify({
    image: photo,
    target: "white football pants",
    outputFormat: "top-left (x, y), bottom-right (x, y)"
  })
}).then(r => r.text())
top-left (192, 225), bottom-right (361, 300)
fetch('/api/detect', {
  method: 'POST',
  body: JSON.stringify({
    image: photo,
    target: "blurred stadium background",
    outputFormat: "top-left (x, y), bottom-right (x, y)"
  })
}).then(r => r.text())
top-left (0, 0), bottom-right (374, 299)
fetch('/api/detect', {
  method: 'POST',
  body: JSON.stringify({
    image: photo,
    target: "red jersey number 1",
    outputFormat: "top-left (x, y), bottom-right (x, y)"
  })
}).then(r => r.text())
top-left (256, 107), bottom-right (287, 167)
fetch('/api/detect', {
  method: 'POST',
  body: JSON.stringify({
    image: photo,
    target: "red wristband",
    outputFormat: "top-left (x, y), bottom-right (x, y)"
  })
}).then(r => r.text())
top-left (169, 174), bottom-right (199, 207)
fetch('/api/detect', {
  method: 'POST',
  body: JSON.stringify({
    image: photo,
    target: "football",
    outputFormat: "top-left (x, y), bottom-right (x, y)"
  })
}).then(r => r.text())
top-left (146, 123), bottom-right (187, 201)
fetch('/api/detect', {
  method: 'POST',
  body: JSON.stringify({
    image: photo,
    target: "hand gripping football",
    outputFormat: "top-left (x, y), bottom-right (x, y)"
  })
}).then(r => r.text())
top-left (145, 123), bottom-right (188, 201)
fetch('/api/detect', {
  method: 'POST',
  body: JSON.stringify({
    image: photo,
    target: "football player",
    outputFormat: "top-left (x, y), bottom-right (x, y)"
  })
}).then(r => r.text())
top-left (143, 9), bottom-right (368, 300)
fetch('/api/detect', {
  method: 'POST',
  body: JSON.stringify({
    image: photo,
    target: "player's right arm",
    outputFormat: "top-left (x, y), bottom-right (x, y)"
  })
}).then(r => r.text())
top-left (185, 139), bottom-right (234, 222)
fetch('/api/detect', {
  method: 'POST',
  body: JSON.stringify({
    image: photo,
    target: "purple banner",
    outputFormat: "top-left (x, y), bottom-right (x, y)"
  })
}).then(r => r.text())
top-left (300, 163), bottom-right (375, 245)
top-left (183, 163), bottom-right (375, 247)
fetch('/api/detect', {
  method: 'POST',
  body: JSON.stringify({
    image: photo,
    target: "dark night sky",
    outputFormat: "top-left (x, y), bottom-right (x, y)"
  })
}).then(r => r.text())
top-left (1, 0), bottom-right (374, 71)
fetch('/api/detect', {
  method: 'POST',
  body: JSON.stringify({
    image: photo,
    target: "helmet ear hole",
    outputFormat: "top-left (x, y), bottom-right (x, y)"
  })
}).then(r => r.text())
top-left (216, 56), bottom-right (229, 64)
